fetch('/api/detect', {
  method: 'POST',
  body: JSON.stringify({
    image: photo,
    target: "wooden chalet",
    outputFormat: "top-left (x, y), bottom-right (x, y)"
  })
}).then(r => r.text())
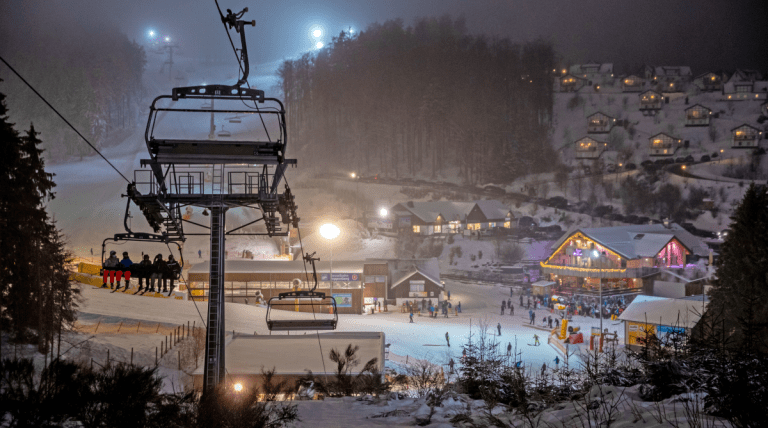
top-left (651, 66), bottom-right (693, 91)
top-left (649, 133), bottom-right (682, 157)
top-left (560, 74), bottom-right (586, 92)
top-left (723, 69), bottom-right (767, 101)
top-left (693, 72), bottom-right (723, 92)
top-left (587, 112), bottom-right (616, 133)
top-left (731, 124), bottom-right (762, 149)
top-left (639, 90), bottom-right (663, 115)
top-left (684, 104), bottom-right (712, 127)
top-left (622, 75), bottom-right (644, 92)
top-left (575, 136), bottom-right (607, 159)
top-left (570, 63), bottom-right (614, 84)
top-left (390, 268), bottom-right (444, 307)
top-left (465, 200), bottom-right (515, 231)
top-left (541, 224), bottom-right (709, 297)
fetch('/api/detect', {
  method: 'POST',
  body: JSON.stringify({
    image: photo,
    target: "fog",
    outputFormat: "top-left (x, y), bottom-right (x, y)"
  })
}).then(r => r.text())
top-left (2, 0), bottom-right (766, 74)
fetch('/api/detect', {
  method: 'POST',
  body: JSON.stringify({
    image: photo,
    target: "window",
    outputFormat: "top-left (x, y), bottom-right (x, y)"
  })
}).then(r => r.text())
top-left (489, 222), bottom-right (496, 228)
top-left (413, 225), bottom-right (421, 233)
top-left (434, 224), bottom-right (442, 233)
top-left (504, 221), bottom-right (511, 228)
top-left (365, 275), bottom-right (377, 283)
top-left (410, 283), bottom-right (424, 292)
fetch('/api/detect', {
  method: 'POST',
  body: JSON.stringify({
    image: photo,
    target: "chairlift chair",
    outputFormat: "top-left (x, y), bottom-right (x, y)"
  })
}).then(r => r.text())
top-left (100, 232), bottom-right (184, 280)
top-left (226, 114), bottom-right (242, 123)
top-left (265, 253), bottom-right (338, 331)
top-left (217, 126), bottom-right (231, 137)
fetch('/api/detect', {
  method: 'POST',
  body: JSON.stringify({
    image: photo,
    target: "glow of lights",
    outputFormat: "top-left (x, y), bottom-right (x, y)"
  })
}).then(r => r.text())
top-left (313, 29), bottom-right (322, 38)
top-left (350, 172), bottom-right (356, 178)
top-left (320, 223), bottom-right (340, 240)
top-left (148, 30), bottom-right (155, 37)
top-left (165, 36), bottom-right (171, 42)
top-left (349, 28), bottom-right (355, 34)
top-left (592, 250), bottom-right (600, 258)
top-left (380, 208), bottom-right (388, 217)
top-left (234, 383), bottom-right (243, 392)
top-left (315, 41), bottom-right (324, 49)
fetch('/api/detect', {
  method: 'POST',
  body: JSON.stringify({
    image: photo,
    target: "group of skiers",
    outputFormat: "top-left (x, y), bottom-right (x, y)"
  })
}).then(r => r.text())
top-left (500, 299), bottom-right (515, 315)
top-left (102, 251), bottom-right (181, 296)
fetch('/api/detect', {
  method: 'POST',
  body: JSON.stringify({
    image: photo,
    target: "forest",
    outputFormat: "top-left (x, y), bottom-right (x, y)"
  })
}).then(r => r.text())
top-left (0, 7), bottom-right (146, 161)
top-left (279, 16), bottom-right (558, 184)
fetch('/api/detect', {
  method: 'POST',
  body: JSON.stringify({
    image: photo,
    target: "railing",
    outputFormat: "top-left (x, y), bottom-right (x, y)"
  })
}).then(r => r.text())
top-left (133, 166), bottom-right (274, 196)
top-left (541, 262), bottom-right (659, 279)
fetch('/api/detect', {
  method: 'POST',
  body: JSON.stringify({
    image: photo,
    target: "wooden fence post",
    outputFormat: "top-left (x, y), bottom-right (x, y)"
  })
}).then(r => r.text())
top-left (131, 348), bottom-right (134, 365)
top-left (117, 321), bottom-right (123, 333)
top-left (156, 323), bottom-right (160, 333)
top-left (155, 347), bottom-right (158, 365)
top-left (137, 321), bottom-right (141, 333)
top-left (95, 319), bottom-right (101, 333)
top-left (178, 351), bottom-right (181, 370)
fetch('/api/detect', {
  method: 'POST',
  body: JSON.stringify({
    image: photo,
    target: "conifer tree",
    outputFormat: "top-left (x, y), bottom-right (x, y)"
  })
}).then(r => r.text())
top-left (0, 85), bottom-right (78, 350)
top-left (708, 184), bottom-right (768, 354)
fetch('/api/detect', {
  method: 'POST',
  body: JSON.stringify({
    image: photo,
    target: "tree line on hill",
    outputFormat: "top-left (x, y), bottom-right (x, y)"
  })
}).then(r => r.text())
top-left (278, 16), bottom-right (558, 184)
top-left (0, 8), bottom-right (146, 161)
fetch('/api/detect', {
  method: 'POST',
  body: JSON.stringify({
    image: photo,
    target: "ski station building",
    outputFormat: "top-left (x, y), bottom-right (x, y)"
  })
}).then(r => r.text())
top-left (186, 258), bottom-right (444, 314)
top-left (390, 200), bottom-right (516, 235)
top-left (540, 223), bottom-right (710, 299)
top-left (617, 295), bottom-right (708, 351)
top-left (192, 332), bottom-right (386, 392)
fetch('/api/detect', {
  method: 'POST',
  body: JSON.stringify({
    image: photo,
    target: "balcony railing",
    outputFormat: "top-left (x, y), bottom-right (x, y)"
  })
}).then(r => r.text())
top-left (541, 262), bottom-right (659, 279)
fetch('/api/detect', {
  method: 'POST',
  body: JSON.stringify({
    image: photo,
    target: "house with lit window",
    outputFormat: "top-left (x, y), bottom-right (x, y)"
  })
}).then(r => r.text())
top-left (559, 74), bottom-right (586, 92)
top-left (575, 136), bottom-right (607, 159)
top-left (622, 75), bottom-right (644, 92)
top-left (722, 69), bottom-right (767, 101)
top-left (541, 224), bottom-right (709, 297)
top-left (684, 104), bottom-right (712, 127)
top-left (639, 90), bottom-right (663, 115)
top-left (731, 124), bottom-right (763, 148)
top-left (649, 133), bottom-right (682, 157)
top-left (388, 258), bottom-right (444, 306)
top-left (693, 72), bottom-right (723, 92)
top-left (587, 112), bottom-right (616, 133)
top-left (570, 63), bottom-right (614, 84)
top-left (650, 66), bottom-right (693, 92)
top-left (465, 200), bottom-right (516, 231)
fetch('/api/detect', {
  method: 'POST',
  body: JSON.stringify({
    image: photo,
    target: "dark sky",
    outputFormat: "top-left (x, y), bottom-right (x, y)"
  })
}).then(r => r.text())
top-left (3, 0), bottom-right (767, 74)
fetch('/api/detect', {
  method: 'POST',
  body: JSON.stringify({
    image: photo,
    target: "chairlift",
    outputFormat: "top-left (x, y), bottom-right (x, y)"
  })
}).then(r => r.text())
top-left (200, 102), bottom-right (212, 110)
top-left (226, 114), bottom-right (242, 123)
top-left (217, 126), bottom-right (232, 138)
top-left (100, 232), bottom-right (184, 281)
top-left (266, 253), bottom-right (338, 331)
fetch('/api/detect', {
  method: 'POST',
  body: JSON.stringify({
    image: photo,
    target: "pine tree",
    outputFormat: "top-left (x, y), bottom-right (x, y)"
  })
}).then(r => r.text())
top-left (0, 86), bottom-right (78, 350)
top-left (708, 184), bottom-right (768, 354)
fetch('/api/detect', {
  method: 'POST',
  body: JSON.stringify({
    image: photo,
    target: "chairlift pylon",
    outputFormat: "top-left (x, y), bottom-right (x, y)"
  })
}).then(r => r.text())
top-left (265, 252), bottom-right (338, 332)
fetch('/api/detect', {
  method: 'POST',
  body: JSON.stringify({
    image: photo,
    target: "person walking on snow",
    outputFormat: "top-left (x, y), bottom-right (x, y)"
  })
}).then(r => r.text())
top-left (198, 249), bottom-right (202, 258)
top-left (102, 251), bottom-right (120, 289)
top-left (534, 334), bottom-right (540, 346)
top-left (510, 303), bottom-right (514, 316)
top-left (445, 332), bottom-right (450, 347)
top-left (507, 342), bottom-right (512, 356)
top-left (497, 323), bottom-right (502, 336)
top-left (449, 358), bottom-right (455, 374)
top-left (457, 301), bottom-right (462, 313)
top-left (520, 294), bottom-right (524, 307)
top-left (554, 356), bottom-right (560, 368)
top-left (548, 316), bottom-right (553, 329)
top-left (409, 309), bottom-right (414, 323)
top-left (541, 363), bottom-right (547, 376)
top-left (507, 298), bottom-right (511, 310)
top-left (532, 311), bottom-right (537, 325)
top-left (528, 309), bottom-right (533, 324)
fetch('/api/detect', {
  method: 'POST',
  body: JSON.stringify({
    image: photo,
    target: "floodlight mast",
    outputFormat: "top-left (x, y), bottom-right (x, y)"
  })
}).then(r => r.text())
top-left (126, 6), bottom-right (299, 393)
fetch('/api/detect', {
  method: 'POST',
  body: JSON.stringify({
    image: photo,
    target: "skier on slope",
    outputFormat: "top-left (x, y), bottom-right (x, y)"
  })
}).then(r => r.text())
top-left (445, 332), bottom-right (450, 347)
top-left (497, 323), bottom-right (502, 336)
top-left (102, 250), bottom-right (120, 289)
top-left (533, 334), bottom-right (540, 346)
top-left (507, 342), bottom-right (512, 356)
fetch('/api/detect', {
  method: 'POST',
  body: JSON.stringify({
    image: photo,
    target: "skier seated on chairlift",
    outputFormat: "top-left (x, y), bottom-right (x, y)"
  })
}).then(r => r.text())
top-left (165, 254), bottom-right (181, 295)
top-left (102, 250), bottom-right (120, 289)
top-left (114, 252), bottom-right (133, 292)
top-left (135, 254), bottom-right (152, 293)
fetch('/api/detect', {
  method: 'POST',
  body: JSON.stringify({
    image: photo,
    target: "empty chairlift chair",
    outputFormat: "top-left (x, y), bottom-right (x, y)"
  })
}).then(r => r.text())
top-left (265, 253), bottom-right (338, 332)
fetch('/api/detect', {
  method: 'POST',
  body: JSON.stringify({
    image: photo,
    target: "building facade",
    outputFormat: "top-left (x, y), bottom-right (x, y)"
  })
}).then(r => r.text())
top-left (684, 104), bottom-right (712, 126)
top-left (649, 133), bottom-right (682, 157)
top-left (575, 136), bottom-right (607, 160)
top-left (731, 124), bottom-right (762, 148)
top-left (587, 112), bottom-right (616, 133)
top-left (639, 90), bottom-right (663, 115)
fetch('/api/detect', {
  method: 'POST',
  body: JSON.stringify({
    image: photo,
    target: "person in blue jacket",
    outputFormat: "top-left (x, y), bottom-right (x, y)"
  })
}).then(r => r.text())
top-left (116, 251), bottom-right (133, 292)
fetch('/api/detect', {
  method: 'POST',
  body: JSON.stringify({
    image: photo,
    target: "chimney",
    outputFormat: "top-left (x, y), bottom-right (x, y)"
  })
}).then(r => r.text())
top-left (663, 218), bottom-right (670, 228)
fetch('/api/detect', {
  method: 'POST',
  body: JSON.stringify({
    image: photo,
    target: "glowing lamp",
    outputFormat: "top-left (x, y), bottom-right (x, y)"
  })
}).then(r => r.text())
top-left (320, 223), bottom-right (340, 240)
top-left (234, 383), bottom-right (243, 392)
top-left (379, 208), bottom-right (388, 217)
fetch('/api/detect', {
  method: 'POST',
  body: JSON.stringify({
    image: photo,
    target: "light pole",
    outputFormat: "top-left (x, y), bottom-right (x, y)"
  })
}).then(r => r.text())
top-left (320, 223), bottom-right (340, 295)
top-left (591, 250), bottom-right (604, 341)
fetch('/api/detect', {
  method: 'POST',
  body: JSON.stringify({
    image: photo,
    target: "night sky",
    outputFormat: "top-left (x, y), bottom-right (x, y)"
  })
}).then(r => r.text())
top-left (3, 0), bottom-right (767, 75)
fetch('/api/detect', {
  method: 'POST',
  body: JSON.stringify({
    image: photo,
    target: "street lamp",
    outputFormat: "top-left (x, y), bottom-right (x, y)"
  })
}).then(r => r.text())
top-left (591, 249), bottom-right (604, 344)
top-left (320, 223), bottom-right (340, 294)
top-left (379, 208), bottom-right (388, 217)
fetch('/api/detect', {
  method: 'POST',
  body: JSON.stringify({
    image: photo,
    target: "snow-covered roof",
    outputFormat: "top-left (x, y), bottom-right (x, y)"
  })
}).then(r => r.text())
top-left (572, 63), bottom-right (613, 74)
top-left (388, 258), bottom-right (441, 288)
top-left (649, 132), bottom-right (679, 141)
top-left (472, 200), bottom-right (511, 221)
top-left (188, 259), bottom-right (364, 274)
top-left (654, 66), bottom-right (692, 77)
top-left (728, 69), bottom-right (762, 83)
top-left (588, 111), bottom-right (614, 119)
top-left (618, 296), bottom-right (707, 329)
top-left (684, 103), bottom-right (710, 112)
top-left (395, 201), bottom-right (476, 223)
top-left (731, 123), bottom-right (760, 132)
top-left (391, 268), bottom-right (443, 290)
top-left (549, 224), bottom-right (710, 260)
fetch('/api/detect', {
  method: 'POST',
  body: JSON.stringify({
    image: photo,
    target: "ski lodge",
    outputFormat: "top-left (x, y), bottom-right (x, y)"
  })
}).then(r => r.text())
top-left (540, 223), bottom-right (710, 299)
top-left (618, 295), bottom-right (708, 351)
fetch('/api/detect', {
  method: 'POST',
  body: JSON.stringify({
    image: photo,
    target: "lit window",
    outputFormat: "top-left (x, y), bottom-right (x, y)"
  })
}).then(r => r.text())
top-left (413, 225), bottom-right (421, 233)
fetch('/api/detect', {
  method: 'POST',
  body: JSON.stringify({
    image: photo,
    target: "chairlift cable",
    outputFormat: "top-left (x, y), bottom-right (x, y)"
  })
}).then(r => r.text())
top-left (285, 174), bottom-right (328, 378)
top-left (0, 55), bottom-right (131, 183)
